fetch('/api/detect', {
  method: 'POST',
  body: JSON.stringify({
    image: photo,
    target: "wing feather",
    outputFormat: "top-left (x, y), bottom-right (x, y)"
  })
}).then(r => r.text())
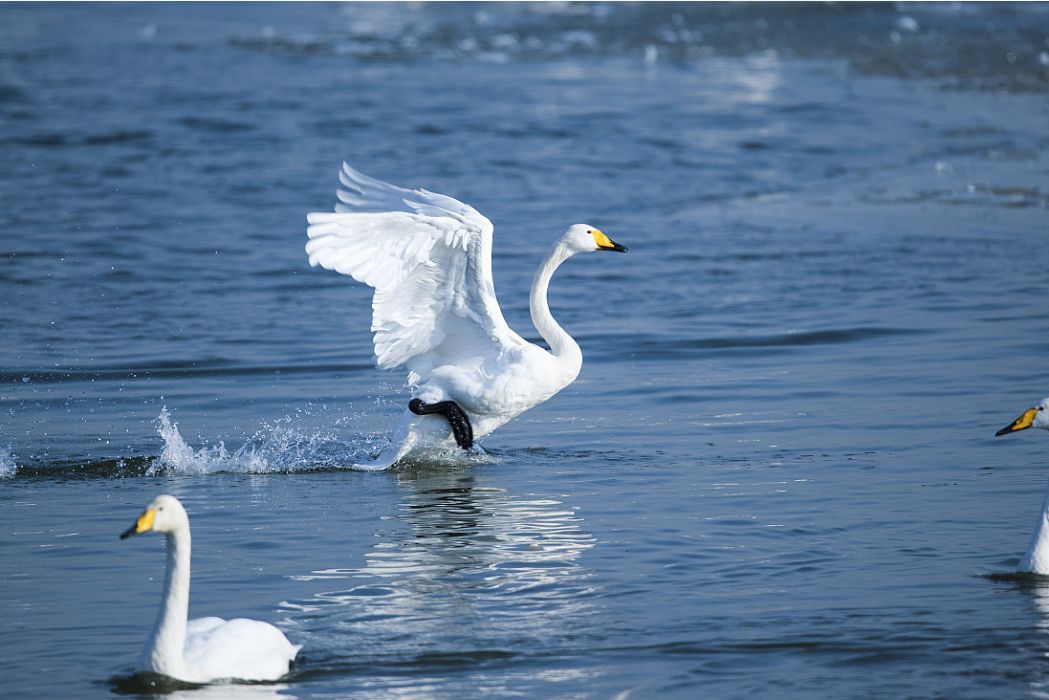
top-left (306, 165), bottom-right (523, 372)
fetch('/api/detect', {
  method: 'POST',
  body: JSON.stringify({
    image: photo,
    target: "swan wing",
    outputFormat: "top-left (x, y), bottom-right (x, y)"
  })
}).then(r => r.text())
top-left (184, 617), bottom-right (300, 682)
top-left (185, 616), bottom-right (226, 640)
top-left (306, 164), bottom-right (524, 372)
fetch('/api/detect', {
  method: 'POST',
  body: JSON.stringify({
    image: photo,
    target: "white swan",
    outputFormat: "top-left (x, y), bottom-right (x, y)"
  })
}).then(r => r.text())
top-left (120, 495), bottom-right (300, 683)
top-left (306, 164), bottom-right (627, 465)
top-left (996, 397), bottom-right (1049, 574)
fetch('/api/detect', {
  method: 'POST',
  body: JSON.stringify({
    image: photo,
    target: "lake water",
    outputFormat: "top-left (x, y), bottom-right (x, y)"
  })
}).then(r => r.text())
top-left (3, 3), bottom-right (1049, 698)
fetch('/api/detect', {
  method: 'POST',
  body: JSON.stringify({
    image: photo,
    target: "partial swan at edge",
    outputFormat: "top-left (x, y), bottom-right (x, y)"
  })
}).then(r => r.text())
top-left (120, 495), bottom-right (300, 683)
top-left (305, 164), bottom-right (627, 467)
top-left (996, 397), bottom-right (1049, 574)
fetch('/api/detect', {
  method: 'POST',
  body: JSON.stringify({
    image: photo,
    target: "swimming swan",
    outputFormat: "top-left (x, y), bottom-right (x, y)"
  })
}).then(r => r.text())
top-left (120, 495), bottom-right (300, 683)
top-left (996, 397), bottom-right (1049, 574)
top-left (306, 164), bottom-right (627, 465)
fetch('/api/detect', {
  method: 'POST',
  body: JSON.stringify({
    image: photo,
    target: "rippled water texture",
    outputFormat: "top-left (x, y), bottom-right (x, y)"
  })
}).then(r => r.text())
top-left (3, 3), bottom-right (1049, 698)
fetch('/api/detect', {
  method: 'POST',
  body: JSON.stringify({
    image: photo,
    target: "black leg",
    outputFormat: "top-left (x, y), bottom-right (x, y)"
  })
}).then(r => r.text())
top-left (408, 399), bottom-right (474, 450)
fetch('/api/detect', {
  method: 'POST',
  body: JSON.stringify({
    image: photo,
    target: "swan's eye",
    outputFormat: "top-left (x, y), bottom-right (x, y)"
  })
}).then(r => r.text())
top-left (587, 229), bottom-right (592, 234)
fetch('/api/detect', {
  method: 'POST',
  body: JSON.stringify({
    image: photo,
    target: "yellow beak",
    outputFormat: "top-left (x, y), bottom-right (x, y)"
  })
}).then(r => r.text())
top-left (120, 508), bottom-right (156, 539)
top-left (996, 407), bottom-right (1039, 437)
top-left (592, 228), bottom-right (628, 253)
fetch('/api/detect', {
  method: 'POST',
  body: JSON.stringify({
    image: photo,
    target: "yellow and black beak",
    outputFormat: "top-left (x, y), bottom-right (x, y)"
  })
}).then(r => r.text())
top-left (592, 229), bottom-right (628, 253)
top-left (120, 507), bottom-right (156, 539)
top-left (996, 407), bottom-right (1040, 437)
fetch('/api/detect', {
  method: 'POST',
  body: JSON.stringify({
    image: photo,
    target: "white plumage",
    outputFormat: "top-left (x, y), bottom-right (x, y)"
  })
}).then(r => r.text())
top-left (120, 495), bottom-right (300, 683)
top-left (306, 164), bottom-right (626, 466)
top-left (996, 397), bottom-right (1049, 574)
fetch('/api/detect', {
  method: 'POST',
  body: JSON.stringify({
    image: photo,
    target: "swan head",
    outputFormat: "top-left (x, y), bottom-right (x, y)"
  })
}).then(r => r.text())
top-left (562, 224), bottom-right (627, 254)
top-left (120, 494), bottom-right (189, 539)
top-left (996, 397), bottom-right (1049, 437)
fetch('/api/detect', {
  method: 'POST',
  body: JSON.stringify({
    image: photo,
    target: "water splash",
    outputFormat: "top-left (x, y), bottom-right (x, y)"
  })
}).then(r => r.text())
top-left (0, 446), bottom-right (16, 479)
top-left (151, 407), bottom-right (388, 475)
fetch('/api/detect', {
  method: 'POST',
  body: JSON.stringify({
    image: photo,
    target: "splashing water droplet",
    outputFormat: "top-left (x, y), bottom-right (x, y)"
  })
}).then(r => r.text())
top-left (151, 407), bottom-right (391, 474)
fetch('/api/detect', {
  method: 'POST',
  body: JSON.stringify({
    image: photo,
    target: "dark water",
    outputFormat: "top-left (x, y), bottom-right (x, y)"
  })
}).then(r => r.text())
top-left (3, 3), bottom-right (1049, 698)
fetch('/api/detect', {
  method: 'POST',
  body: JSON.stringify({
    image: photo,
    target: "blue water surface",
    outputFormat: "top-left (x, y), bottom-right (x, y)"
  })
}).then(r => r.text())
top-left (3, 3), bottom-right (1049, 698)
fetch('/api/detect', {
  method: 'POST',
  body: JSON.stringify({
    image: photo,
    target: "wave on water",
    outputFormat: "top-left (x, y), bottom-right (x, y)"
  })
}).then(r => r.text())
top-left (227, 3), bottom-right (1049, 92)
top-left (3, 408), bottom-right (496, 479)
top-left (151, 407), bottom-right (388, 475)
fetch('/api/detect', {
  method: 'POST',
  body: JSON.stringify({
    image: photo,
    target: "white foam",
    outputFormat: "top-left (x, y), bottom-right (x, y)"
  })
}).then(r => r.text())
top-left (151, 407), bottom-right (389, 474)
top-left (0, 446), bottom-right (16, 479)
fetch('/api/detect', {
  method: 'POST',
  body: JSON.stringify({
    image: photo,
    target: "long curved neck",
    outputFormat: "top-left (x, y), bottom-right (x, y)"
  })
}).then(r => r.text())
top-left (530, 242), bottom-right (582, 373)
top-left (143, 525), bottom-right (191, 677)
top-left (1022, 482), bottom-right (1049, 574)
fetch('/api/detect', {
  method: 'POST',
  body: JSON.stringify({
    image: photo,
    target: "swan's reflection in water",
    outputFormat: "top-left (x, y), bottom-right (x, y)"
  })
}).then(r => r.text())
top-left (166, 683), bottom-right (297, 700)
top-left (1026, 579), bottom-right (1049, 699)
top-left (282, 467), bottom-right (597, 689)
top-left (109, 675), bottom-right (297, 699)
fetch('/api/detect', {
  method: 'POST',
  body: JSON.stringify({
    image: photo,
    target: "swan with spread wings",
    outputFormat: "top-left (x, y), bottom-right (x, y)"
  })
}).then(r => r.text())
top-left (306, 164), bottom-right (626, 467)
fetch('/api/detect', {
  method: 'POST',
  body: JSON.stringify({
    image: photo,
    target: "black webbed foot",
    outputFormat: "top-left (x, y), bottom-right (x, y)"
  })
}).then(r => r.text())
top-left (408, 399), bottom-right (474, 450)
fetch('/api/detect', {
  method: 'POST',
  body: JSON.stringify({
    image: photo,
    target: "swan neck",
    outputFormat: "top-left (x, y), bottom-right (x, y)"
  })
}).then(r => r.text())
top-left (144, 525), bottom-right (191, 677)
top-left (530, 243), bottom-right (581, 366)
top-left (1022, 483), bottom-right (1049, 574)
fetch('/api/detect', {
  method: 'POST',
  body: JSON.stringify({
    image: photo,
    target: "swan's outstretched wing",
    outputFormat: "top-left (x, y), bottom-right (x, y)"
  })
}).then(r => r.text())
top-left (306, 164), bottom-right (524, 373)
